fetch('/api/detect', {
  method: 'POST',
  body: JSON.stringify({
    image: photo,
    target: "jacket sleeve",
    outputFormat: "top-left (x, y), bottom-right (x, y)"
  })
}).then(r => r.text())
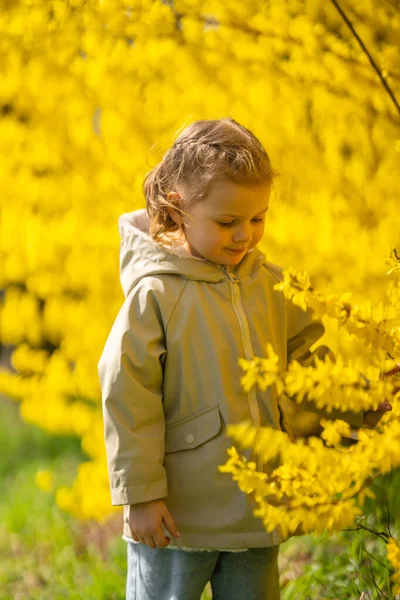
top-left (285, 302), bottom-right (364, 429)
top-left (98, 282), bottom-right (167, 506)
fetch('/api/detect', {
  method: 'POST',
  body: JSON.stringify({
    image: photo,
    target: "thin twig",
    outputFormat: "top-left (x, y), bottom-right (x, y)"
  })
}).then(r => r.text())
top-left (386, 502), bottom-right (392, 538)
top-left (363, 546), bottom-right (395, 575)
top-left (329, 0), bottom-right (400, 117)
top-left (352, 580), bottom-right (362, 597)
top-left (368, 558), bottom-right (388, 599)
top-left (344, 524), bottom-right (390, 542)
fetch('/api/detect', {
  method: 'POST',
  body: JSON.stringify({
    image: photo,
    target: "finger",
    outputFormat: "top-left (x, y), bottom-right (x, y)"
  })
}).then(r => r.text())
top-left (378, 402), bottom-right (392, 411)
top-left (162, 508), bottom-right (180, 538)
top-left (130, 532), bottom-right (140, 542)
top-left (144, 536), bottom-right (157, 549)
top-left (153, 529), bottom-right (171, 549)
top-left (383, 363), bottom-right (400, 377)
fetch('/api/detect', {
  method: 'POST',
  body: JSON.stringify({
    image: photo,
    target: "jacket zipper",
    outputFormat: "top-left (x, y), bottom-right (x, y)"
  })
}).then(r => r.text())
top-left (220, 266), bottom-right (261, 430)
top-left (220, 265), bottom-right (282, 545)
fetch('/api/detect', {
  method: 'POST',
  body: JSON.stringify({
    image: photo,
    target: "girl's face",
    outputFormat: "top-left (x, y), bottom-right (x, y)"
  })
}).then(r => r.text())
top-left (168, 177), bottom-right (271, 266)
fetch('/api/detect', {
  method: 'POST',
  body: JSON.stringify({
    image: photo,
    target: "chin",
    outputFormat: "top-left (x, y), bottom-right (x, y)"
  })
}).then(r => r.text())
top-left (224, 255), bottom-right (245, 265)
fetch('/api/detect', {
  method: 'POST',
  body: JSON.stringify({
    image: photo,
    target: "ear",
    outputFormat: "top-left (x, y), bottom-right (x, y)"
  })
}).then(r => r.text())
top-left (167, 191), bottom-right (184, 225)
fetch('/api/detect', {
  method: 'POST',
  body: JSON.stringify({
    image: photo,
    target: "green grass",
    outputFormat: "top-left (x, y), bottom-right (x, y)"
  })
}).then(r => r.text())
top-left (0, 395), bottom-right (128, 600)
top-left (0, 395), bottom-right (213, 600)
top-left (278, 468), bottom-right (400, 600)
top-left (280, 530), bottom-right (398, 600)
top-left (1, 393), bottom-right (399, 600)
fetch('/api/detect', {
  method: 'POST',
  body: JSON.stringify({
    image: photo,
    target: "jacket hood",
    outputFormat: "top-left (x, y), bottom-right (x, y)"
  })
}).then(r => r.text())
top-left (118, 208), bottom-right (268, 297)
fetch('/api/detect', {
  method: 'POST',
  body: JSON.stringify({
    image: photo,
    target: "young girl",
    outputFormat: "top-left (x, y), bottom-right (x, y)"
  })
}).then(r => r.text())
top-left (98, 118), bottom-right (386, 600)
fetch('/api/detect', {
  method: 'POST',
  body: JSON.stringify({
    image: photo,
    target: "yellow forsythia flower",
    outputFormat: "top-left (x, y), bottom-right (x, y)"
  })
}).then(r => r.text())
top-left (55, 487), bottom-right (74, 512)
top-left (35, 469), bottom-right (54, 492)
top-left (320, 419), bottom-right (352, 447)
top-left (387, 537), bottom-right (400, 593)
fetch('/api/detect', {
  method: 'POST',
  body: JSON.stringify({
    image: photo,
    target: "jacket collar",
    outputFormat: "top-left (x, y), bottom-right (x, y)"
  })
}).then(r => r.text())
top-left (118, 209), bottom-right (267, 297)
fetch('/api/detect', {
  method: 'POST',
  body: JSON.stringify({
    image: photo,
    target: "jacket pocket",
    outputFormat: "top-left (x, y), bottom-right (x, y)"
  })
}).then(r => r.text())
top-left (165, 404), bottom-right (222, 454)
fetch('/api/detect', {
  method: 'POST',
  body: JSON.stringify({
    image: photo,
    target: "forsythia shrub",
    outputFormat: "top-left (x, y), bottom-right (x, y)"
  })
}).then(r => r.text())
top-left (0, 0), bottom-right (399, 579)
top-left (219, 253), bottom-right (400, 540)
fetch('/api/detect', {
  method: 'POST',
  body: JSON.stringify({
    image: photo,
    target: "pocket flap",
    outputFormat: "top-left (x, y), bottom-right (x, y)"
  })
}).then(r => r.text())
top-left (165, 404), bottom-right (222, 454)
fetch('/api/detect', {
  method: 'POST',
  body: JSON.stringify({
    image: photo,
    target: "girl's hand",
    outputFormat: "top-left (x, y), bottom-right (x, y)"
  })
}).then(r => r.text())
top-left (363, 401), bottom-right (392, 428)
top-left (363, 363), bottom-right (399, 428)
top-left (128, 499), bottom-right (180, 549)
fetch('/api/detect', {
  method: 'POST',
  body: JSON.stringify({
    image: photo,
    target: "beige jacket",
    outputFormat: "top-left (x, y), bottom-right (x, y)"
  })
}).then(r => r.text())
top-left (98, 208), bottom-right (363, 550)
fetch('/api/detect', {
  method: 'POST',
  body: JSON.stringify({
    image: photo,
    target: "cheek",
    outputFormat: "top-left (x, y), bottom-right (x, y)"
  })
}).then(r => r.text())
top-left (254, 225), bottom-right (265, 242)
top-left (211, 226), bottom-right (227, 245)
top-left (218, 229), bottom-right (232, 246)
top-left (254, 230), bottom-right (262, 244)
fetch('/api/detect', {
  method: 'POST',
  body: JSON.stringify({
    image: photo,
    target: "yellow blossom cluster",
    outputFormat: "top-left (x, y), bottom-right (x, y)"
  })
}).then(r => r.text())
top-left (219, 398), bottom-right (400, 541)
top-left (238, 253), bottom-right (400, 417)
top-left (220, 259), bottom-right (400, 586)
top-left (387, 537), bottom-right (400, 594)
top-left (35, 469), bottom-right (54, 492)
top-left (226, 259), bottom-right (400, 528)
top-left (246, 346), bottom-right (399, 415)
top-left (0, 0), bottom-right (399, 528)
top-left (274, 249), bottom-right (400, 361)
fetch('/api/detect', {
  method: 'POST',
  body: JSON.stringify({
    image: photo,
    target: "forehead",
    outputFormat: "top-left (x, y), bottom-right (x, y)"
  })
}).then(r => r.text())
top-left (201, 177), bottom-right (271, 216)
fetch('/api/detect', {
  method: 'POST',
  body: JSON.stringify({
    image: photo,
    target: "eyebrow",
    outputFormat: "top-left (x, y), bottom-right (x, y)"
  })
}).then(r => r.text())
top-left (215, 207), bottom-right (269, 218)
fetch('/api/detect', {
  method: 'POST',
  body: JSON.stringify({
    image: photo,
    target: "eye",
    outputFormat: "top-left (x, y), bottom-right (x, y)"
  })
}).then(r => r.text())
top-left (218, 218), bottom-right (265, 228)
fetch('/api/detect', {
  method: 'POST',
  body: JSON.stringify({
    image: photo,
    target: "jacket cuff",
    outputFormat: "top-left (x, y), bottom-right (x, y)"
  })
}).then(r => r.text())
top-left (295, 397), bottom-right (364, 429)
top-left (110, 478), bottom-right (168, 506)
top-left (325, 407), bottom-right (364, 428)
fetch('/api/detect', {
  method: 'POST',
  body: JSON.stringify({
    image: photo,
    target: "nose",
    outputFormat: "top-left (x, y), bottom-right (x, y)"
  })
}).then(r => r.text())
top-left (232, 224), bottom-right (252, 244)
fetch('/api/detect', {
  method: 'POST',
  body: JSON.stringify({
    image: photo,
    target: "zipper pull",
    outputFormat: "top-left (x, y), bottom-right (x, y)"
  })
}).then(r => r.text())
top-left (220, 265), bottom-right (239, 283)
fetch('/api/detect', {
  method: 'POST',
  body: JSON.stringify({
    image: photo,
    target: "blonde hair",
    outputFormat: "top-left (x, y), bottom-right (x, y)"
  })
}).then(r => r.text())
top-left (143, 118), bottom-right (279, 245)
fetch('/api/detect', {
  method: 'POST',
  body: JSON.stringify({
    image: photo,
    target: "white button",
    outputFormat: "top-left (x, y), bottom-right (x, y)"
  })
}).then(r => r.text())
top-left (185, 433), bottom-right (195, 444)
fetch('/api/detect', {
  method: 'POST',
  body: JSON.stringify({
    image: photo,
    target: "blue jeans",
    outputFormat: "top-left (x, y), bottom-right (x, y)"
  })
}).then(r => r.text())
top-left (126, 542), bottom-right (280, 600)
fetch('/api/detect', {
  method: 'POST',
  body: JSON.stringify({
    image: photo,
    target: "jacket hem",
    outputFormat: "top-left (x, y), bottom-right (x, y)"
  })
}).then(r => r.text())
top-left (122, 522), bottom-right (281, 550)
top-left (121, 535), bottom-right (249, 552)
